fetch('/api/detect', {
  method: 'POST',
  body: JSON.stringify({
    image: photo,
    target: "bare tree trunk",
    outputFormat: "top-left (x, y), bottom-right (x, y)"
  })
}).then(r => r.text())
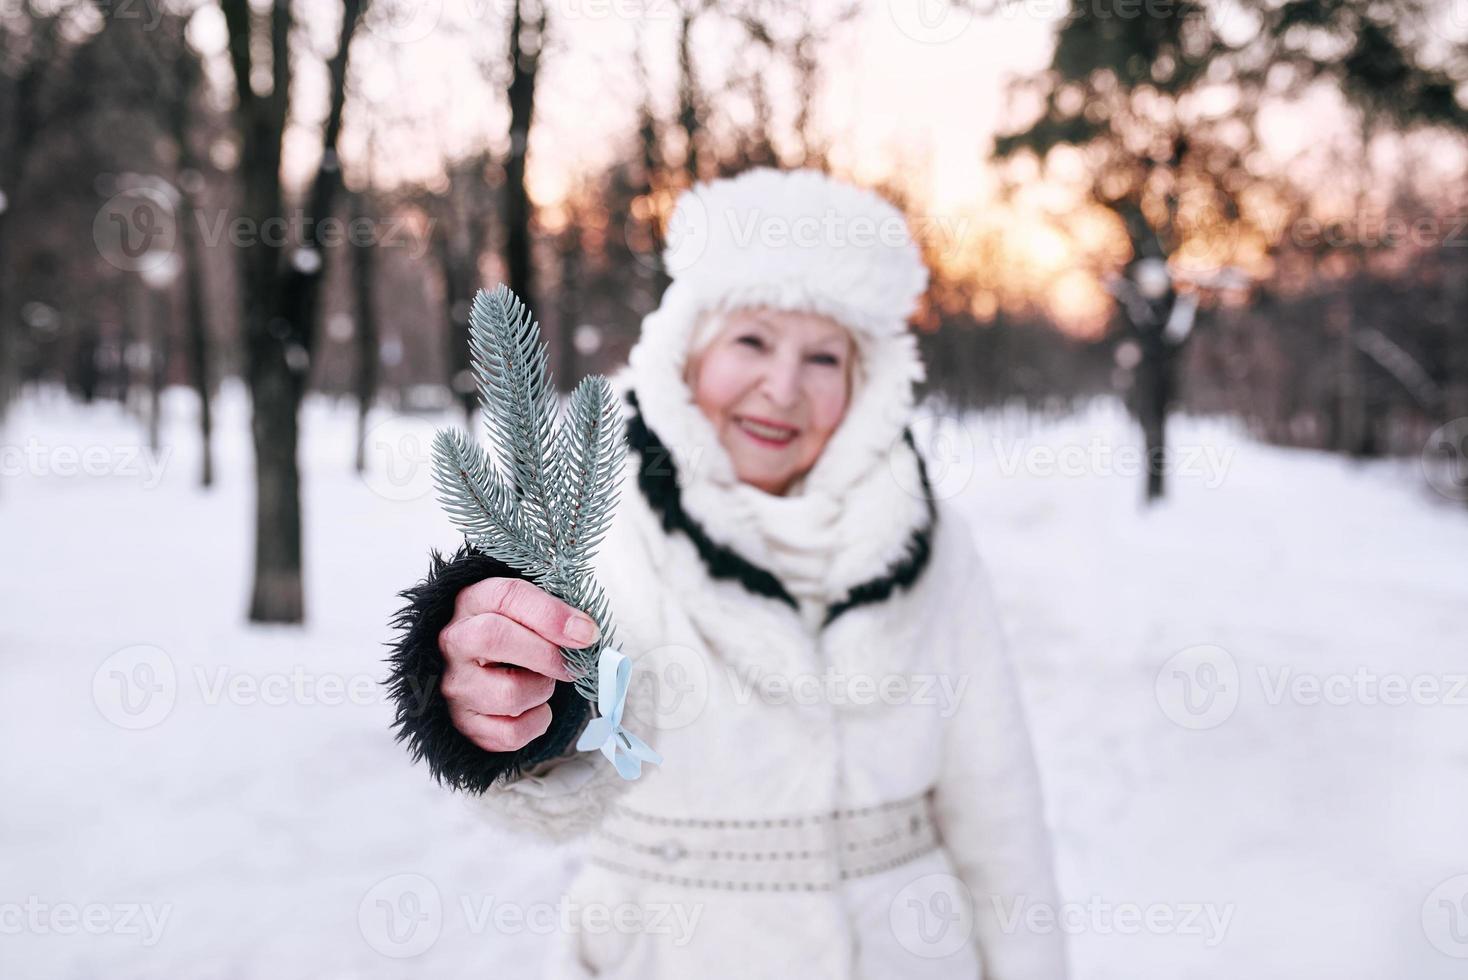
top-left (635, 40), bottom-right (663, 191)
top-left (1136, 330), bottom-right (1174, 503)
top-left (744, 69), bottom-right (777, 169)
top-left (74, 316), bottom-right (100, 403)
top-left (172, 86), bottom-right (215, 488)
top-left (146, 284), bottom-right (171, 454)
top-left (557, 218), bottom-right (582, 384)
top-left (178, 188), bottom-right (215, 487)
top-left (0, 216), bottom-right (12, 424)
top-left (425, 158), bottom-right (495, 425)
top-left (504, 0), bottom-right (543, 321)
top-left (137, 8), bottom-right (216, 487)
top-left (248, 361), bottom-right (305, 620)
top-left (676, 5), bottom-right (701, 183)
top-left (1339, 120), bottom-right (1374, 458)
top-left (791, 37), bottom-right (821, 169)
top-left (1109, 204), bottom-right (1189, 506)
top-left (122, 276), bottom-right (144, 413)
top-left (1335, 293), bottom-right (1366, 456)
top-left (352, 189), bottom-right (379, 474)
top-left (434, 226), bottom-right (477, 426)
top-left (0, 14), bottom-right (60, 424)
top-left (631, 34), bottom-right (672, 296)
top-left (734, 2), bottom-right (856, 174)
top-left (223, 0), bottom-right (365, 624)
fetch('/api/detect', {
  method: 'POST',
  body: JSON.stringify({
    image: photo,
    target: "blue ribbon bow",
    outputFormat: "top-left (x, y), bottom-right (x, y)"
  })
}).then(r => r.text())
top-left (575, 647), bottom-right (663, 780)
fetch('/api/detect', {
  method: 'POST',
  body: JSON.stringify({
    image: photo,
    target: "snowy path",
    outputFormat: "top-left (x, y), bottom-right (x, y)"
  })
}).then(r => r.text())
top-left (2, 386), bottom-right (1465, 978)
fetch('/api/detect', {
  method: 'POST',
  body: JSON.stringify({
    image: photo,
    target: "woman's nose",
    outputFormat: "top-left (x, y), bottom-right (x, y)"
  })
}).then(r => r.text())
top-left (759, 354), bottom-right (802, 409)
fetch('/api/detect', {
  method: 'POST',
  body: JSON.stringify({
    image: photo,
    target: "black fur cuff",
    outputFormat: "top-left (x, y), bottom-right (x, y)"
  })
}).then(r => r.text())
top-left (385, 543), bottom-right (592, 794)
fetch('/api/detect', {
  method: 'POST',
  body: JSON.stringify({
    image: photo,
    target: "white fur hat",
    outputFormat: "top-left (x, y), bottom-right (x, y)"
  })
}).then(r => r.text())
top-left (658, 167), bottom-right (929, 345)
top-left (619, 166), bottom-right (932, 517)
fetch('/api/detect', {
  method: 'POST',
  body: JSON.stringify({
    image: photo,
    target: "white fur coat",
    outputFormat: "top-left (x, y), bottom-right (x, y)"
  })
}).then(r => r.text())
top-left (454, 377), bottom-right (1068, 980)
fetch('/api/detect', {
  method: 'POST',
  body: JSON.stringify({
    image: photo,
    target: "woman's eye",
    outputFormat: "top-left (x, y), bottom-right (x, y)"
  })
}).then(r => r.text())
top-left (807, 353), bottom-right (840, 366)
top-left (736, 335), bottom-right (766, 350)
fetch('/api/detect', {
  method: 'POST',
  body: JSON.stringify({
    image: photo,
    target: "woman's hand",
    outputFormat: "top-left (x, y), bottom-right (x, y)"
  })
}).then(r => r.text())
top-left (438, 577), bottom-right (600, 752)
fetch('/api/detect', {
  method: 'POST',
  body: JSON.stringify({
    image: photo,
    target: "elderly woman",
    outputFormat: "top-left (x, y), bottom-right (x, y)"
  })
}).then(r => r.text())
top-left (387, 168), bottom-right (1067, 979)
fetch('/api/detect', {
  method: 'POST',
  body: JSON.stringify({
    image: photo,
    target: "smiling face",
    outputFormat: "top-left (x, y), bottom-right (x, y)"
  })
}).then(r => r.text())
top-left (683, 306), bottom-right (857, 496)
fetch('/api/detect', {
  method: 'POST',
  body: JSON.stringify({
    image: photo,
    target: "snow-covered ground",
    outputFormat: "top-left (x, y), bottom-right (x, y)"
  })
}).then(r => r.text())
top-left (2, 382), bottom-right (1465, 979)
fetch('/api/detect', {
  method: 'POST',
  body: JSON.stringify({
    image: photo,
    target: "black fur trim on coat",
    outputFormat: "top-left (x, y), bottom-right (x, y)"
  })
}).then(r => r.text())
top-left (821, 429), bottom-right (937, 627)
top-left (623, 390), bottom-right (937, 629)
top-left (385, 543), bottom-right (592, 794)
top-left (624, 391), bottom-right (800, 611)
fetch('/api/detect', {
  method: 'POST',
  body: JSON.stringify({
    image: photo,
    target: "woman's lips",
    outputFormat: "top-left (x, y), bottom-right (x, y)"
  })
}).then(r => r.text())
top-left (734, 415), bottom-right (798, 446)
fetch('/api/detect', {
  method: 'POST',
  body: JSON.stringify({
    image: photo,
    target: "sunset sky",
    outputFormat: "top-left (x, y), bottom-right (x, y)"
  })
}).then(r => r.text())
top-left (180, 0), bottom-right (1465, 334)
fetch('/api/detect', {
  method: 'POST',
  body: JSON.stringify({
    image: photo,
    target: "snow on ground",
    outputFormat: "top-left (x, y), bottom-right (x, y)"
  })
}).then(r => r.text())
top-left (2, 382), bottom-right (1465, 979)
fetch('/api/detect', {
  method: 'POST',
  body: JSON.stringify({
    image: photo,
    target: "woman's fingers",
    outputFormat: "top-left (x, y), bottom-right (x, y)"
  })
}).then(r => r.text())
top-left (440, 610), bottom-right (574, 682)
top-left (441, 661), bottom-right (556, 718)
top-left (437, 576), bottom-right (597, 751)
top-left (453, 577), bottom-right (600, 651)
top-left (449, 701), bottom-right (553, 753)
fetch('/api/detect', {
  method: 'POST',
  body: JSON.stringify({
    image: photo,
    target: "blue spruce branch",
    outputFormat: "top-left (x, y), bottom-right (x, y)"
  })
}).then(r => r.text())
top-left (432, 284), bottom-right (630, 709)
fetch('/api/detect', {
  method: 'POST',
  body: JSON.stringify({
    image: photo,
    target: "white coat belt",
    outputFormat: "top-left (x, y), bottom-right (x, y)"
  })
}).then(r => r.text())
top-left (585, 789), bottom-right (941, 892)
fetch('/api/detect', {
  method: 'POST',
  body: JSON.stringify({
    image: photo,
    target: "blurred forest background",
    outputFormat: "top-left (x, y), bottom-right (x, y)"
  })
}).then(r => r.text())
top-left (1, 0), bottom-right (1466, 623)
